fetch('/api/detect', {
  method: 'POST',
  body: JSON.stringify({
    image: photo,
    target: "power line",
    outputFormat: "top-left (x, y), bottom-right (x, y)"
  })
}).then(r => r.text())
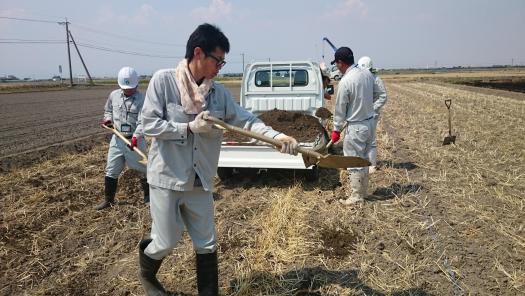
top-left (0, 41), bottom-right (63, 44)
top-left (76, 42), bottom-right (183, 59)
top-left (0, 16), bottom-right (59, 24)
top-left (0, 38), bottom-right (63, 42)
top-left (70, 23), bottom-right (185, 47)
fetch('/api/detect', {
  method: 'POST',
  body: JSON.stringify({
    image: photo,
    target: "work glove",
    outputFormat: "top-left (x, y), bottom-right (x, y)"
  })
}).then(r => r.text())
top-left (274, 134), bottom-right (299, 155)
top-left (128, 136), bottom-right (138, 150)
top-left (188, 111), bottom-right (213, 133)
top-left (331, 130), bottom-right (341, 143)
top-left (101, 119), bottom-right (113, 128)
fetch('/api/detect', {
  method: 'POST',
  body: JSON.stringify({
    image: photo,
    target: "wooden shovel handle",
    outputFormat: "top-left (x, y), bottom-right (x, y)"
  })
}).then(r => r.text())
top-left (101, 124), bottom-right (148, 161)
top-left (444, 99), bottom-right (452, 109)
top-left (203, 115), bottom-right (324, 160)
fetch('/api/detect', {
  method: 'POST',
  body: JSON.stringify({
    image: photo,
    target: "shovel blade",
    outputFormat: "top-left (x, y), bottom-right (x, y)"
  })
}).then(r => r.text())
top-left (317, 155), bottom-right (371, 168)
top-left (442, 135), bottom-right (456, 145)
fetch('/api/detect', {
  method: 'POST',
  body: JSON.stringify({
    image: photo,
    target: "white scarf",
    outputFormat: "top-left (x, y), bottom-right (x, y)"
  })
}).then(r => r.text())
top-left (175, 59), bottom-right (212, 114)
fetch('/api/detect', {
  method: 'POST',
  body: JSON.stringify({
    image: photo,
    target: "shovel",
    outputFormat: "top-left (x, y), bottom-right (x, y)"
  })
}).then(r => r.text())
top-left (325, 121), bottom-right (348, 150)
top-left (101, 124), bottom-right (148, 165)
top-left (442, 99), bottom-right (456, 145)
top-left (204, 115), bottom-right (370, 169)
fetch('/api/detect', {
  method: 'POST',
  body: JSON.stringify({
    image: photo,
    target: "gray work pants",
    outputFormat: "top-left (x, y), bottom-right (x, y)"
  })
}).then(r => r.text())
top-left (105, 135), bottom-right (147, 178)
top-left (368, 114), bottom-right (380, 166)
top-left (144, 184), bottom-right (217, 260)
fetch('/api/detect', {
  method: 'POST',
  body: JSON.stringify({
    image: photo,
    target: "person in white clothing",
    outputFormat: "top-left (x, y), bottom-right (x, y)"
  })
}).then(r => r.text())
top-left (96, 67), bottom-right (148, 210)
top-left (137, 23), bottom-right (299, 296)
top-left (331, 47), bottom-right (384, 204)
top-left (357, 56), bottom-right (387, 173)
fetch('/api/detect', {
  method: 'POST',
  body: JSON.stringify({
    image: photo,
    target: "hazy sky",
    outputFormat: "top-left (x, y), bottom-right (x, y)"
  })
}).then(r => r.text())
top-left (1, 0), bottom-right (524, 79)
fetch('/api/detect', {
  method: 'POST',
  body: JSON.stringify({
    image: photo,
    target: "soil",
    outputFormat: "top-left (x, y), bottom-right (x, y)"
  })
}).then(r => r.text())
top-left (223, 109), bottom-right (327, 143)
top-left (458, 80), bottom-right (525, 93)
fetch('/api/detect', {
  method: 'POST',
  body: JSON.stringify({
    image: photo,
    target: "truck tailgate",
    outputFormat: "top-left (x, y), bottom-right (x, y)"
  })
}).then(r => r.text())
top-left (218, 145), bottom-right (312, 169)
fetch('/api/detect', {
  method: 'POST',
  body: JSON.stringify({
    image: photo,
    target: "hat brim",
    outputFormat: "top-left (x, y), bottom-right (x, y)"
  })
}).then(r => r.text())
top-left (119, 84), bottom-right (137, 89)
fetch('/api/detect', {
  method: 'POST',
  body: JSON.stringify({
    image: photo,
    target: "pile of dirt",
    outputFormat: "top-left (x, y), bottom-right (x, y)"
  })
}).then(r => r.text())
top-left (223, 109), bottom-right (327, 143)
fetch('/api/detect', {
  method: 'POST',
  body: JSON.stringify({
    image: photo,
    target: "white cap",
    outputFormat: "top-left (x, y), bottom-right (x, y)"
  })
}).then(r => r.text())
top-left (117, 66), bottom-right (139, 89)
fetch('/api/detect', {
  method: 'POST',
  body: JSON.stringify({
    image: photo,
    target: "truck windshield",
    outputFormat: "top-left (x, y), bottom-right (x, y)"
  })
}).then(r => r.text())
top-left (255, 69), bottom-right (308, 87)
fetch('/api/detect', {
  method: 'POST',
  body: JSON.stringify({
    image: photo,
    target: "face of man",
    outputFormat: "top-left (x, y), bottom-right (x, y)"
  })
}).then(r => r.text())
top-left (202, 48), bottom-right (226, 79)
top-left (122, 87), bottom-right (137, 97)
top-left (335, 60), bottom-right (350, 74)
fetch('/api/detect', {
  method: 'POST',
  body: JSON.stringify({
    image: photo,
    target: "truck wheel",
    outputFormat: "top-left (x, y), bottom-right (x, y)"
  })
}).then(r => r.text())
top-left (305, 166), bottom-right (320, 182)
top-left (217, 167), bottom-right (234, 181)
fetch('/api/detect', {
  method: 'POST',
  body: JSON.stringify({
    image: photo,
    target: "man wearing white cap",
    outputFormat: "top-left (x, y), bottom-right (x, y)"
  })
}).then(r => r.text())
top-left (95, 66), bottom-right (149, 210)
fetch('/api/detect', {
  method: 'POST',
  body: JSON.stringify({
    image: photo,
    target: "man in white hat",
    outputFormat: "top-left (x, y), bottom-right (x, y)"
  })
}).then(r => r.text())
top-left (357, 56), bottom-right (387, 173)
top-left (96, 66), bottom-right (149, 210)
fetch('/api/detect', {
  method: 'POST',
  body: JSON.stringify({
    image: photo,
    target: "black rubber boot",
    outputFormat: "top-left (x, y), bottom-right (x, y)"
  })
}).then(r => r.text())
top-left (94, 176), bottom-right (118, 210)
top-left (138, 239), bottom-right (167, 296)
top-left (196, 251), bottom-right (218, 296)
top-left (141, 178), bottom-right (150, 204)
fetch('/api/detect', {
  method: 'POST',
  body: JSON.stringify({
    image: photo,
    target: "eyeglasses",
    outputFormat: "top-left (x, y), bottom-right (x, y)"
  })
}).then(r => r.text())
top-left (205, 53), bottom-right (227, 67)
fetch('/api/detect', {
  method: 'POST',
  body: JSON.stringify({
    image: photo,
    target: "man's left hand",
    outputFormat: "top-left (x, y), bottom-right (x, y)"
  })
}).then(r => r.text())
top-left (128, 136), bottom-right (138, 150)
top-left (274, 134), bottom-right (298, 155)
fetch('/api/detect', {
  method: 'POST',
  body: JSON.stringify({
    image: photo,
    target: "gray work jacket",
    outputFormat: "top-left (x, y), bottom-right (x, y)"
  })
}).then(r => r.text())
top-left (141, 69), bottom-right (280, 192)
top-left (103, 89), bottom-right (145, 138)
top-left (333, 65), bottom-right (376, 131)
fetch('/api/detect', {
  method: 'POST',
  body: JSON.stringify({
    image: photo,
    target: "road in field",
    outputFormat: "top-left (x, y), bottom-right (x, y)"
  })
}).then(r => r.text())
top-left (0, 84), bottom-right (241, 157)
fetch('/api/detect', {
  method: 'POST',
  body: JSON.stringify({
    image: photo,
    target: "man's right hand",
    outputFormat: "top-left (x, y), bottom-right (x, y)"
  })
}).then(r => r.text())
top-left (101, 119), bottom-right (113, 128)
top-left (331, 130), bottom-right (341, 143)
top-left (188, 111), bottom-right (213, 133)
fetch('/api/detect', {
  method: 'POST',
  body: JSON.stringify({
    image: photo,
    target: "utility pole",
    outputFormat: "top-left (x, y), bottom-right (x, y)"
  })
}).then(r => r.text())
top-left (241, 53), bottom-right (245, 73)
top-left (68, 30), bottom-right (94, 85)
top-left (58, 18), bottom-right (73, 87)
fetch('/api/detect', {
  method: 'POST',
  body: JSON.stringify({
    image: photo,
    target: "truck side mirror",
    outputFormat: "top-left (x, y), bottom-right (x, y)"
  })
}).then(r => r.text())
top-left (326, 85), bottom-right (334, 95)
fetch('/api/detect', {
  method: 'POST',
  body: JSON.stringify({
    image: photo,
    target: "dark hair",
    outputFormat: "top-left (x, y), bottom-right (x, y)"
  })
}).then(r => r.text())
top-left (185, 23), bottom-right (230, 61)
top-left (342, 55), bottom-right (354, 65)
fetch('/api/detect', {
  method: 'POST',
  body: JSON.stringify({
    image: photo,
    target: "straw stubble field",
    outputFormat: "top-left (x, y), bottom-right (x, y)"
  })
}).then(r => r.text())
top-left (1, 77), bottom-right (524, 295)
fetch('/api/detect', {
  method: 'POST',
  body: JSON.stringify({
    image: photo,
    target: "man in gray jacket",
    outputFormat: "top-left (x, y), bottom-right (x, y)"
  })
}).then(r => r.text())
top-left (138, 23), bottom-right (298, 296)
top-left (96, 66), bottom-right (149, 210)
top-left (331, 47), bottom-right (384, 205)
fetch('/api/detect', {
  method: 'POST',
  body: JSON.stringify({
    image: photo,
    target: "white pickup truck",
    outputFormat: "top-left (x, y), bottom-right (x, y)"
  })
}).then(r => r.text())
top-left (217, 61), bottom-right (330, 181)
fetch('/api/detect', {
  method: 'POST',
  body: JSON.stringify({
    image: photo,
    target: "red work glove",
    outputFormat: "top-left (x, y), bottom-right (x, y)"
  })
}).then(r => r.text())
top-left (128, 136), bottom-right (138, 150)
top-left (331, 130), bottom-right (341, 143)
top-left (101, 119), bottom-right (113, 128)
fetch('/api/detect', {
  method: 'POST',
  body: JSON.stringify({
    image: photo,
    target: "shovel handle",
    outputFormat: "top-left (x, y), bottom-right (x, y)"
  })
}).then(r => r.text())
top-left (325, 121), bottom-right (348, 150)
top-left (101, 124), bottom-right (148, 162)
top-left (445, 99), bottom-right (452, 109)
top-left (203, 115), bottom-right (324, 160)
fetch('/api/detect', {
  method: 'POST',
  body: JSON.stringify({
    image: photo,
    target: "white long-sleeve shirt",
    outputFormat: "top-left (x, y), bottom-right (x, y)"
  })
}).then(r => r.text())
top-left (372, 75), bottom-right (387, 115)
top-left (333, 65), bottom-right (376, 131)
top-left (141, 69), bottom-right (280, 192)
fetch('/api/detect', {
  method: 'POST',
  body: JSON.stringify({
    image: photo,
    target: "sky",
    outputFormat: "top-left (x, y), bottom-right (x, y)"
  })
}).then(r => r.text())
top-left (1, 0), bottom-right (524, 79)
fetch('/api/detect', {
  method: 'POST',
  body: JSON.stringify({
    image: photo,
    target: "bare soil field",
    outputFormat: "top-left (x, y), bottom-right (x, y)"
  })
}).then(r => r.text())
top-left (1, 75), bottom-right (524, 295)
top-left (0, 83), bottom-right (242, 172)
